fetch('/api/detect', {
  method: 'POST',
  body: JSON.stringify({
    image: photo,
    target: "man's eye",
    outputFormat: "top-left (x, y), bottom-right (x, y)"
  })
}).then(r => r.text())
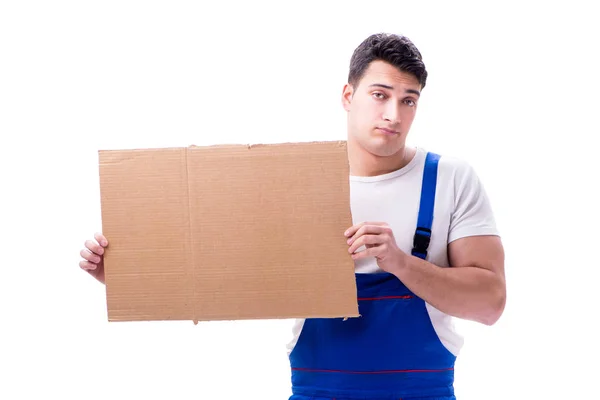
top-left (373, 92), bottom-right (386, 99)
top-left (405, 99), bottom-right (416, 106)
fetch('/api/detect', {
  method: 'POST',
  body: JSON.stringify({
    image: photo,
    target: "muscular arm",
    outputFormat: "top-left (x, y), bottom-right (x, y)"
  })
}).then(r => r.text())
top-left (392, 234), bottom-right (506, 326)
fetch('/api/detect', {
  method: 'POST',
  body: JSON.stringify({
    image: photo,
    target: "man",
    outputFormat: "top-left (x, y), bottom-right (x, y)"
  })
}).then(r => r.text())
top-left (80, 33), bottom-right (505, 400)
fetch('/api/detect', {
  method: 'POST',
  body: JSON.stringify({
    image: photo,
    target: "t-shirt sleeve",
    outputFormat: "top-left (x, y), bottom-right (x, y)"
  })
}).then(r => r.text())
top-left (448, 160), bottom-right (500, 243)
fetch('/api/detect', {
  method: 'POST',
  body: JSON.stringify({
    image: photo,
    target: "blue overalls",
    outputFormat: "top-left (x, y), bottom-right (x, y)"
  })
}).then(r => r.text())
top-left (289, 152), bottom-right (457, 400)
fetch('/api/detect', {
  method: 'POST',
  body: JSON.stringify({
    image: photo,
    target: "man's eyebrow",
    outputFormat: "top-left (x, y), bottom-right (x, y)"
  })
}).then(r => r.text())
top-left (369, 83), bottom-right (421, 97)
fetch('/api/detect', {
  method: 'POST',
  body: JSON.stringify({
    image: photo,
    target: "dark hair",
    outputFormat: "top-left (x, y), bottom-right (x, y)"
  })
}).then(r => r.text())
top-left (348, 33), bottom-right (428, 90)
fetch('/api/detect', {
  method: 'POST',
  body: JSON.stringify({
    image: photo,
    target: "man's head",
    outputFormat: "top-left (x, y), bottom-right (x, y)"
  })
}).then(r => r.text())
top-left (342, 33), bottom-right (427, 158)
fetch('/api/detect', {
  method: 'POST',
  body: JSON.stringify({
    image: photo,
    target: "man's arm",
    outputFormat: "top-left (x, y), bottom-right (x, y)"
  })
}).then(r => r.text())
top-left (392, 234), bottom-right (506, 326)
top-left (345, 224), bottom-right (506, 326)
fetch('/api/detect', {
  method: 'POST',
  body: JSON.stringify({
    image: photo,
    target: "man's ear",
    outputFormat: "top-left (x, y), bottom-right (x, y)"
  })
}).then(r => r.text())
top-left (341, 83), bottom-right (354, 112)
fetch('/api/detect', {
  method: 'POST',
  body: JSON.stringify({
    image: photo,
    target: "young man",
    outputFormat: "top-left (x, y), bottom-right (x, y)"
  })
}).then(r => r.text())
top-left (80, 33), bottom-right (505, 400)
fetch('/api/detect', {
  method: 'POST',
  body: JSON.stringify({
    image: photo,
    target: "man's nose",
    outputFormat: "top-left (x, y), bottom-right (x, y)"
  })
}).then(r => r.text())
top-left (382, 103), bottom-right (400, 123)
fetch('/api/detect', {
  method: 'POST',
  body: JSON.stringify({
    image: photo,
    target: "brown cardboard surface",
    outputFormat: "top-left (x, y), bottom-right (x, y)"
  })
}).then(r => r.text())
top-left (98, 141), bottom-right (359, 323)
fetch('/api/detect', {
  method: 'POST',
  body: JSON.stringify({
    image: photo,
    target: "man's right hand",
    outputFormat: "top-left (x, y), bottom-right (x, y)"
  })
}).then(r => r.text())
top-left (79, 232), bottom-right (108, 284)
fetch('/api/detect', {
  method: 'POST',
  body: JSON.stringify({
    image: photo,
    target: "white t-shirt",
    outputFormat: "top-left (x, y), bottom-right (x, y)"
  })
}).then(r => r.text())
top-left (286, 147), bottom-right (500, 357)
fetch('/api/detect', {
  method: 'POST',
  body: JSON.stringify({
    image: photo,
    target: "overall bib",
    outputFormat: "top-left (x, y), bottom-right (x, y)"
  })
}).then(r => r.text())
top-left (289, 152), bottom-right (457, 400)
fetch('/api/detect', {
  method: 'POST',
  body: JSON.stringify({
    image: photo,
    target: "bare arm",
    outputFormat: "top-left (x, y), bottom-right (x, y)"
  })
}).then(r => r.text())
top-left (346, 223), bottom-right (506, 326)
top-left (392, 235), bottom-right (506, 325)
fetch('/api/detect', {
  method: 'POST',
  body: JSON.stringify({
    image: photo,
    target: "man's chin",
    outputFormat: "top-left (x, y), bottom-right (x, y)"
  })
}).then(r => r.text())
top-left (348, 134), bottom-right (404, 157)
top-left (364, 141), bottom-right (404, 158)
top-left (371, 148), bottom-right (403, 157)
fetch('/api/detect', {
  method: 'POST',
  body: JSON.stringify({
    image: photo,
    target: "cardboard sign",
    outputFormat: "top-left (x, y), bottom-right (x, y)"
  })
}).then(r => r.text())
top-left (98, 141), bottom-right (359, 323)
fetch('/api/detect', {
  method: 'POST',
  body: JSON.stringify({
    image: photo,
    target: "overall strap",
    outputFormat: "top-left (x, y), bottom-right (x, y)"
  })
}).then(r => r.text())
top-left (411, 152), bottom-right (441, 260)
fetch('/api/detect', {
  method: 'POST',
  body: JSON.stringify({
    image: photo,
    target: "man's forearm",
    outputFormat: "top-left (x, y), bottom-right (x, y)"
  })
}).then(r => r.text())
top-left (391, 254), bottom-right (506, 326)
top-left (345, 223), bottom-right (506, 325)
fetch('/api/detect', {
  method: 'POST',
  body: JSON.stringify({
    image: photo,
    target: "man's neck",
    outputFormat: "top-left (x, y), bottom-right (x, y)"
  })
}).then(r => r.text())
top-left (348, 139), bottom-right (416, 177)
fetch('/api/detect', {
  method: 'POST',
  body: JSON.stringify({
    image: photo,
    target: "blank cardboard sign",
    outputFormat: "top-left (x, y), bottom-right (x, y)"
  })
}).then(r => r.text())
top-left (98, 141), bottom-right (360, 323)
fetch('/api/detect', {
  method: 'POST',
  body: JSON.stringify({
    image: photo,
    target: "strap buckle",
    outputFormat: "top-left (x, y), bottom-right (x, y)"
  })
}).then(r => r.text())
top-left (411, 227), bottom-right (431, 258)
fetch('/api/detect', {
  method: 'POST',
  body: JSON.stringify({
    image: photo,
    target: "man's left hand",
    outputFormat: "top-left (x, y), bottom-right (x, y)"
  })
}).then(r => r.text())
top-left (344, 222), bottom-right (407, 274)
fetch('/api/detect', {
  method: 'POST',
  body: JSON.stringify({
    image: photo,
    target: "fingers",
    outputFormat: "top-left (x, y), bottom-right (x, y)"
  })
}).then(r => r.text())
top-left (348, 234), bottom-right (384, 254)
top-left (345, 222), bottom-right (393, 257)
top-left (344, 222), bottom-right (388, 238)
top-left (81, 248), bottom-right (102, 264)
top-left (80, 233), bottom-right (108, 273)
top-left (94, 232), bottom-right (108, 247)
top-left (351, 245), bottom-right (385, 260)
top-left (347, 224), bottom-right (390, 244)
top-left (79, 260), bottom-right (98, 271)
top-left (85, 239), bottom-right (104, 257)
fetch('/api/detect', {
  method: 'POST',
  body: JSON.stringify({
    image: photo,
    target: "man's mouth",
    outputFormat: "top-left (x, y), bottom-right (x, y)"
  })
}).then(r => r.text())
top-left (376, 127), bottom-right (399, 135)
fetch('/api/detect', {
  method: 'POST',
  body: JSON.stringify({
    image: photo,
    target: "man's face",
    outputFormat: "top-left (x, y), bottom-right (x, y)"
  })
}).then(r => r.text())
top-left (342, 60), bottom-right (421, 157)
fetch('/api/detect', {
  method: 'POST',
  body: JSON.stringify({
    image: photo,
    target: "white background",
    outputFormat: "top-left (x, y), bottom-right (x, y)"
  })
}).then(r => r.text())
top-left (1, 1), bottom-right (599, 399)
